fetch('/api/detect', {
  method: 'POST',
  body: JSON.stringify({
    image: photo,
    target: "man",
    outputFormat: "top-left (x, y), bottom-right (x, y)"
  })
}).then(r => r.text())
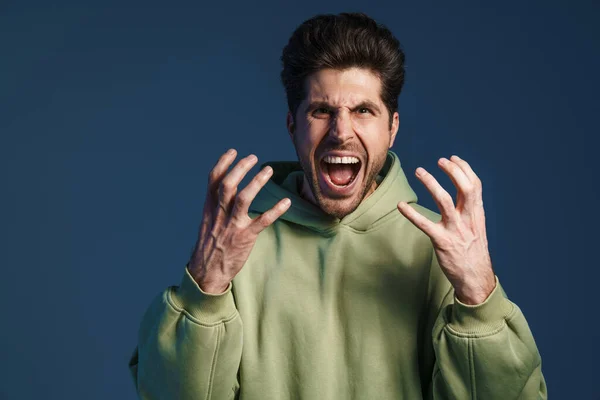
top-left (128, 12), bottom-right (547, 399)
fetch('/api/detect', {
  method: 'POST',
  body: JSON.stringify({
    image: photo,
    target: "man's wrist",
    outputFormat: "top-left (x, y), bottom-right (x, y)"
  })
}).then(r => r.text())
top-left (186, 263), bottom-right (230, 294)
top-left (453, 273), bottom-right (497, 305)
top-left (198, 281), bottom-right (230, 295)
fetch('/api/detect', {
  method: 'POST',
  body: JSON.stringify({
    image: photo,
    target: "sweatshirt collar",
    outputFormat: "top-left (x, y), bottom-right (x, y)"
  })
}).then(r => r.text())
top-left (249, 150), bottom-right (418, 233)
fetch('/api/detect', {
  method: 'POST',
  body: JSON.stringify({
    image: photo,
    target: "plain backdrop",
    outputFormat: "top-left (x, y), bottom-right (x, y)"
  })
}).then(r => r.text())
top-left (1, 1), bottom-right (598, 399)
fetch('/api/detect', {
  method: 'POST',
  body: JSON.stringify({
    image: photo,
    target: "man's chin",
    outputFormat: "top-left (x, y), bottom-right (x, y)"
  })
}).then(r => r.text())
top-left (311, 174), bottom-right (373, 219)
top-left (316, 195), bottom-right (362, 220)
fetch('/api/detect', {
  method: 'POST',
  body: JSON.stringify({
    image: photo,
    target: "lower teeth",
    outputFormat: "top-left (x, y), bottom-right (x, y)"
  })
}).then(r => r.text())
top-left (330, 171), bottom-right (357, 187)
top-left (321, 160), bottom-right (360, 187)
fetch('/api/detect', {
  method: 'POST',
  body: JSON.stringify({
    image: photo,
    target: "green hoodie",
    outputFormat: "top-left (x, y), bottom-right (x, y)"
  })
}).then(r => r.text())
top-left (129, 150), bottom-right (547, 399)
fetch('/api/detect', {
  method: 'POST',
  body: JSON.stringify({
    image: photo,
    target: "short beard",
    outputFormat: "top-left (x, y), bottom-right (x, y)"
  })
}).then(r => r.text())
top-left (292, 138), bottom-right (387, 220)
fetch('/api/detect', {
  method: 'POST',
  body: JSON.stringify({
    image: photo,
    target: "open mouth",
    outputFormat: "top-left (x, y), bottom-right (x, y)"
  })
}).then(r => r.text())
top-left (318, 155), bottom-right (362, 196)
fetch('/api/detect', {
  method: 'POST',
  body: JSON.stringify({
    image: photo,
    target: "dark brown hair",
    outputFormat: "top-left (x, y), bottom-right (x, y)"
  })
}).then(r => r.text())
top-left (281, 12), bottom-right (406, 128)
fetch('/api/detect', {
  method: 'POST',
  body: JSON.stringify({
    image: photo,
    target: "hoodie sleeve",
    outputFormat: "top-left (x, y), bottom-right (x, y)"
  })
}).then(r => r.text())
top-left (128, 265), bottom-right (243, 400)
top-left (426, 251), bottom-right (547, 400)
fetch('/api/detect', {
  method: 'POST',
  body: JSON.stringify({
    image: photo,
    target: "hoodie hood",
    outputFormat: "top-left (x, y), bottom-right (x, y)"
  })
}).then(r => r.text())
top-left (249, 150), bottom-right (418, 233)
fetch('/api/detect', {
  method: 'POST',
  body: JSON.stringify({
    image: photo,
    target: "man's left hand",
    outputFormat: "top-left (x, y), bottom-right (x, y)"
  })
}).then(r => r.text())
top-left (397, 155), bottom-right (496, 305)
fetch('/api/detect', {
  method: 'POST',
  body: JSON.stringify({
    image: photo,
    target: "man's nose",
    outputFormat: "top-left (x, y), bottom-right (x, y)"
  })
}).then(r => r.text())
top-left (328, 110), bottom-right (354, 143)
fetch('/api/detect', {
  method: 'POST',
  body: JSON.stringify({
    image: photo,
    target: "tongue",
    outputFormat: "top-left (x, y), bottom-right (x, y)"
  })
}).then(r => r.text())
top-left (328, 164), bottom-right (354, 186)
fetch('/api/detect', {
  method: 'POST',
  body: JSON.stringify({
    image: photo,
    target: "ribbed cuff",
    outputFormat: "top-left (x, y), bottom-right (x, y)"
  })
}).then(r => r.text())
top-left (448, 276), bottom-right (515, 335)
top-left (169, 265), bottom-right (237, 324)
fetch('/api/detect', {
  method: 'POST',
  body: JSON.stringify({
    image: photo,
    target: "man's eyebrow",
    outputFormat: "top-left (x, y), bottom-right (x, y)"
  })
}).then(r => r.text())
top-left (306, 101), bottom-right (332, 111)
top-left (306, 100), bottom-right (381, 113)
top-left (352, 100), bottom-right (381, 113)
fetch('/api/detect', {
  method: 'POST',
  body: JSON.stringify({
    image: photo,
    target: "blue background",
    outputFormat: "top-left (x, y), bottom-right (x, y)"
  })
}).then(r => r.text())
top-left (1, 1), bottom-right (598, 399)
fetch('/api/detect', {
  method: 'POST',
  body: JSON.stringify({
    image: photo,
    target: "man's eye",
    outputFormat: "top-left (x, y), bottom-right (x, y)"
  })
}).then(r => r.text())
top-left (358, 107), bottom-right (371, 114)
top-left (314, 107), bottom-right (330, 114)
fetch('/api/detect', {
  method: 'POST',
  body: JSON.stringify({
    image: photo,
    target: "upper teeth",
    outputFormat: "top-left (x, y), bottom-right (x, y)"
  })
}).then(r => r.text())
top-left (323, 156), bottom-right (360, 164)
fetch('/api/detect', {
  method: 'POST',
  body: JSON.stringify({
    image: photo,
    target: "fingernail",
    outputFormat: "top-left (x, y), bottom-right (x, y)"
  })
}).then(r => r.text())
top-left (451, 155), bottom-right (460, 160)
top-left (416, 167), bottom-right (425, 175)
top-left (439, 158), bottom-right (448, 165)
top-left (282, 198), bottom-right (291, 207)
top-left (264, 166), bottom-right (273, 174)
top-left (249, 154), bottom-right (258, 162)
top-left (227, 148), bottom-right (236, 155)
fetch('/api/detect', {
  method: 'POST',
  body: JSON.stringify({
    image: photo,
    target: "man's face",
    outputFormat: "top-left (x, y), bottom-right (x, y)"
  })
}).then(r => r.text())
top-left (287, 67), bottom-right (399, 219)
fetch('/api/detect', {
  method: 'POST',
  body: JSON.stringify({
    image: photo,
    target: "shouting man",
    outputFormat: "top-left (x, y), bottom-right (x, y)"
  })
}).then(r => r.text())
top-left (129, 12), bottom-right (547, 400)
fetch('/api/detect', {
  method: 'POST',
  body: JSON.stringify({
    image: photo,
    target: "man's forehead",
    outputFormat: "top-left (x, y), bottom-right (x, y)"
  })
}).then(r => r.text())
top-left (303, 92), bottom-right (383, 111)
top-left (302, 68), bottom-right (383, 106)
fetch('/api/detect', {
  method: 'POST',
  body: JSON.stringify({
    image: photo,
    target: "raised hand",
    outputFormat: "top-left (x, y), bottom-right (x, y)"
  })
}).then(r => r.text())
top-left (397, 155), bottom-right (496, 305)
top-left (188, 149), bottom-right (291, 294)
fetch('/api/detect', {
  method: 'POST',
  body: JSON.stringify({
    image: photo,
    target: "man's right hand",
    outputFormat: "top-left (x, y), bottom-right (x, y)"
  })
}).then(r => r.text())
top-left (188, 149), bottom-right (291, 294)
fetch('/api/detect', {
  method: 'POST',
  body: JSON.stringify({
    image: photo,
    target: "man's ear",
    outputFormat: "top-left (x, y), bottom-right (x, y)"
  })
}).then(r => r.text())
top-left (389, 111), bottom-right (399, 148)
top-left (286, 111), bottom-right (295, 139)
